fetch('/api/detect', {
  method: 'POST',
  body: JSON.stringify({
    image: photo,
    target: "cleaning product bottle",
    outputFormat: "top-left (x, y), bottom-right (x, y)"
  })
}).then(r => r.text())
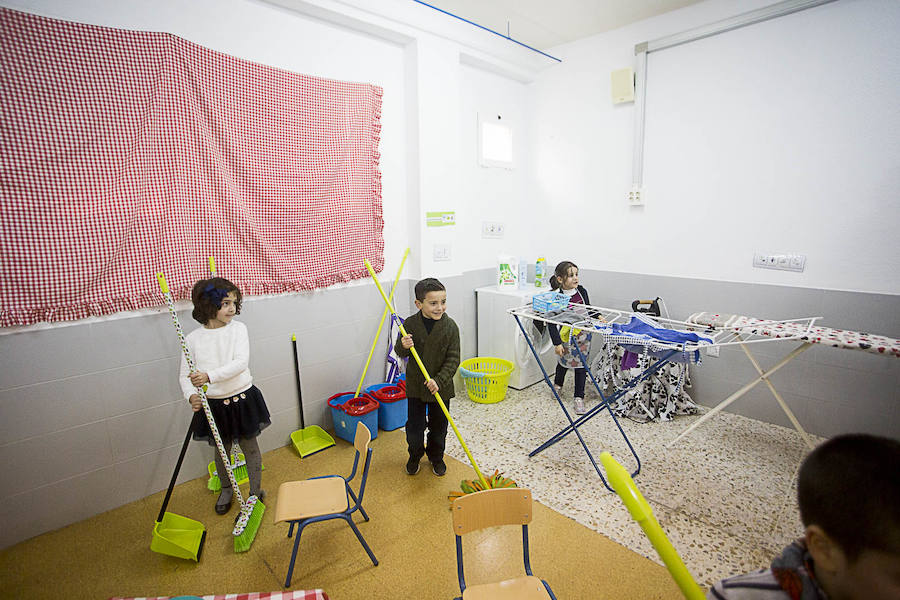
top-left (498, 255), bottom-right (518, 288)
top-left (535, 257), bottom-right (546, 288)
top-left (518, 257), bottom-right (528, 289)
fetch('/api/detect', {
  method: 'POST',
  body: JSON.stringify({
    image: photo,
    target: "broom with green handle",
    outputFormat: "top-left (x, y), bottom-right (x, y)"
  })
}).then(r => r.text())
top-left (353, 247), bottom-right (409, 398)
top-left (156, 272), bottom-right (264, 552)
top-left (364, 259), bottom-right (504, 492)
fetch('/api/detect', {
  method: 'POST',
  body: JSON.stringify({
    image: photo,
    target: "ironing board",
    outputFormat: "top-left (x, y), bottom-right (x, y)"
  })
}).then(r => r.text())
top-left (668, 312), bottom-right (900, 449)
top-left (508, 303), bottom-right (787, 491)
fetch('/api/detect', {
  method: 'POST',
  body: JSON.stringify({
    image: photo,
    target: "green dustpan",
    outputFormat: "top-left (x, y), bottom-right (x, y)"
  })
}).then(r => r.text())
top-left (291, 335), bottom-right (335, 457)
top-left (151, 414), bottom-right (206, 561)
top-left (290, 426), bottom-right (335, 457)
top-left (151, 512), bottom-right (206, 561)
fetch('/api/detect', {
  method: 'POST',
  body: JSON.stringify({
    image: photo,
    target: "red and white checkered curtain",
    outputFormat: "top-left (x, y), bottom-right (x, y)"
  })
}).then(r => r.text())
top-left (0, 8), bottom-right (384, 326)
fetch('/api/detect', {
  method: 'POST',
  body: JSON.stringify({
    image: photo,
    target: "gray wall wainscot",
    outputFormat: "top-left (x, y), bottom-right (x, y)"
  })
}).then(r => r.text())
top-left (1, 267), bottom-right (896, 549)
top-left (580, 269), bottom-right (900, 440)
top-left (0, 278), bottom-right (426, 549)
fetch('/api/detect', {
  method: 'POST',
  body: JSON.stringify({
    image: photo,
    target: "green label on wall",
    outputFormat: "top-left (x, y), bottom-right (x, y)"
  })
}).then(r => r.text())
top-left (425, 211), bottom-right (456, 227)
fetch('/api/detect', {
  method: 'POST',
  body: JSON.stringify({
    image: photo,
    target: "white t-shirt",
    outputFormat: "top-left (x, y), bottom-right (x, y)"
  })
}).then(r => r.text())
top-left (179, 320), bottom-right (253, 400)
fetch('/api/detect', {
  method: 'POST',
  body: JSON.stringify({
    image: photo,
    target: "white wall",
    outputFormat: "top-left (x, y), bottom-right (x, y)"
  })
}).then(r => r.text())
top-left (456, 64), bottom-right (532, 273)
top-left (0, 0), bottom-right (544, 548)
top-left (528, 0), bottom-right (900, 295)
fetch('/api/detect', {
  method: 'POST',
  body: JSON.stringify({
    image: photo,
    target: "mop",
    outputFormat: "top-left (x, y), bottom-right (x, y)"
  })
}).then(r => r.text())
top-left (156, 273), bottom-right (263, 552)
top-left (363, 259), bottom-right (516, 498)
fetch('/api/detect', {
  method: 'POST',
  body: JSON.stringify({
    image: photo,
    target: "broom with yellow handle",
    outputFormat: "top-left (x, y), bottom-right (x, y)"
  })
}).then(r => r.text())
top-left (353, 247), bottom-right (409, 398)
top-left (156, 272), bottom-right (264, 552)
top-left (363, 260), bottom-right (516, 496)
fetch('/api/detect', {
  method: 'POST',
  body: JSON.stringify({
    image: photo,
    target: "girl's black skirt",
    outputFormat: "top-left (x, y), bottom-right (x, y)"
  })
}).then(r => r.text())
top-left (193, 384), bottom-right (271, 445)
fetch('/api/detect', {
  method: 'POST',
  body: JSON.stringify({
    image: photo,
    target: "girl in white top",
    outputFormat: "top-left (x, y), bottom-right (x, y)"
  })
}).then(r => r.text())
top-left (179, 277), bottom-right (271, 515)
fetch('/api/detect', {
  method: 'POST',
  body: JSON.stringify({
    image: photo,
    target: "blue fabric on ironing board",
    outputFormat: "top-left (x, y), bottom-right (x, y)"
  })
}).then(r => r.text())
top-left (612, 317), bottom-right (713, 345)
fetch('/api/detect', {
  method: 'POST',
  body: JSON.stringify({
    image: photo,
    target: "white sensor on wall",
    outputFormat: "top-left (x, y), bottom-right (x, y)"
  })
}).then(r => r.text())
top-left (611, 67), bottom-right (635, 104)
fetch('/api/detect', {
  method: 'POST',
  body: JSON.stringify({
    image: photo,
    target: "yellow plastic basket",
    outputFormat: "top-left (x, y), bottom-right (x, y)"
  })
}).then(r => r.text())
top-left (458, 356), bottom-right (515, 404)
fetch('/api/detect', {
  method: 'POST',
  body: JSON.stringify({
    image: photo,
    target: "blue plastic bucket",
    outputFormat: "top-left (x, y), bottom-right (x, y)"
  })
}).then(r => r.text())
top-left (328, 392), bottom-right (379, 443)
top-left (366, 383), bottom-right (408, 431)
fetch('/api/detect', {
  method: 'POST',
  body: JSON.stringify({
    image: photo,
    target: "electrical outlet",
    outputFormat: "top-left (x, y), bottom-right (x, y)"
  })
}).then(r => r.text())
top-left (705, 345), bottom-right (720, 358)
top-left (628, 184), bottom-right (644, 206)
top-left (753, 253), bottom-right (806, 272)
top-left (481, 221), bottom-right (504, 239)
top-left (433, 244), bottom-right (451, 261)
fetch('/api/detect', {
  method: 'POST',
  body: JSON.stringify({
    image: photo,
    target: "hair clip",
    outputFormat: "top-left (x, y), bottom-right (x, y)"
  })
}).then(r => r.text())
top-left (203, 283), bottom-right (229, 307)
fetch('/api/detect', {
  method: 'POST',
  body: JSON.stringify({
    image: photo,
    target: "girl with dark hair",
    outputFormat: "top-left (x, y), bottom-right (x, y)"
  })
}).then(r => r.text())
top-left (547, 261), bottom-right (592, 415)
top-left (179, 277), bottom-right (271, 515)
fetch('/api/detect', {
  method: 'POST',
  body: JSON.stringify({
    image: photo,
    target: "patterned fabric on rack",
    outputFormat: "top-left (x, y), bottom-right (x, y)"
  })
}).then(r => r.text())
top-left (687, 312), bottom-right (900, 358)
top-left (0, 8), bottom-right (384, 326)
top-left (109, 592), bottom-right (329, 600)
top-left (591, 341), bottom-right (698, 423)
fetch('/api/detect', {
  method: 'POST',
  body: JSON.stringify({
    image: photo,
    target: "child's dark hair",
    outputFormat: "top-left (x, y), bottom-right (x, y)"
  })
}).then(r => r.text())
top-left (798, 434), bottom-right (900, 561)
top-left (550, 261), bottom-right (578, 291)
top-left (414, 277), bottom-right (445, 302)
top-left (191, 277), bottom-right (242, 324)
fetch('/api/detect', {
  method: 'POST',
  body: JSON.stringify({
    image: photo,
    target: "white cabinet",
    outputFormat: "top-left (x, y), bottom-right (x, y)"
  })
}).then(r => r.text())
top-left (475, 286), bottom-right (557, 389)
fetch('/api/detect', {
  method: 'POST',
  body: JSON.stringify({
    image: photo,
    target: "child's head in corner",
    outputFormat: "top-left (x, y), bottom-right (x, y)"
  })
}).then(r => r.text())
top-left (191, 277), bottom-right (242, 327)
top-left (550, 261), bottom-right (579, 291)
top-left (799, 433), bottom-right (900, 600)
top-left (414, 277), bottom-right (447, 321)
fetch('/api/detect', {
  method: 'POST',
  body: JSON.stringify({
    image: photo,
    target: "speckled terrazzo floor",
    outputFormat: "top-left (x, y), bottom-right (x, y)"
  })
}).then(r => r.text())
top-left (443, 380), bottom-right (823, 588)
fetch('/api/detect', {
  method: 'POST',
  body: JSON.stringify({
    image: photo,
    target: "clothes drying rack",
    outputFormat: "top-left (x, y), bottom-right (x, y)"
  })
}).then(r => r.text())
top-left (509, 302), bottom-right (818, 491)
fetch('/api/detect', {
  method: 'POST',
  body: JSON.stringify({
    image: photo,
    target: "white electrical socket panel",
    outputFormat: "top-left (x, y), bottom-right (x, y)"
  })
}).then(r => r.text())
top-left (433, 244), bottom-right (451, 261)
top-left (481, 221), bottom-right (504, 239)
top-left (628, 184), bottom-right (644, 206)
top-left (753, 253), bottom-right (805, 272)
top-left (705, 345), bottom-right (720, 358)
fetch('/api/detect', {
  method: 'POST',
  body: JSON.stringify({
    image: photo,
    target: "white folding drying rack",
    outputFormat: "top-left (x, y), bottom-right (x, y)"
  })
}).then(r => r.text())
top-left (507, 301), bottom-right (818, 490)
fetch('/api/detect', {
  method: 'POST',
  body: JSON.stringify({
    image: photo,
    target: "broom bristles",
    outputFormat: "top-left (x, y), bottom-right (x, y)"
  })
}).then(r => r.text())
top-left (233, 496), bottom-right (265, 553)
top-left (208, 464), bottom-right (250, 492)
top-left (447, 469), bottom-right (517, 504)
top-left (208, 454), bottom-right (264, 492)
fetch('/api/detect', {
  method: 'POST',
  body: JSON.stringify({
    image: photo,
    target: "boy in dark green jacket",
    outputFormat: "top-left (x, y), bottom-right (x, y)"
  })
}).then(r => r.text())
top-left (395, 278), bottom-right (460, 477)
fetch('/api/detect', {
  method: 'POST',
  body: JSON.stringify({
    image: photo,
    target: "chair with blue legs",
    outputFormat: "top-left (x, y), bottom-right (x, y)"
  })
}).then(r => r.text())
top-left (451, 487), bottom-right (556, 600)
top-left (274, 422), bottom-right (377, 587)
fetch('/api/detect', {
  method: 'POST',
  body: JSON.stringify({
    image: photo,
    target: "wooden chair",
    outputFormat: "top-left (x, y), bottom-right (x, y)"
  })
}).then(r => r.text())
top-left (451, 487), bottom-right (556, 600)
top-left (274, 422), bottom-right (377, 587)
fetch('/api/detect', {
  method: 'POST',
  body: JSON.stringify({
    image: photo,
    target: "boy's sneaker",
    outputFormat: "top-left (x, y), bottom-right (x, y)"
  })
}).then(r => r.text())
top-left (406, 457), bottom-right (420, 475)
top-left (574, 397), bottom-right (586, 415)
top-left (431, 459), bottom-right (447, 477)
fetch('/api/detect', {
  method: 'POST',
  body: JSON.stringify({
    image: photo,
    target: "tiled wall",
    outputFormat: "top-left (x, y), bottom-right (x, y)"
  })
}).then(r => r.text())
top-left (1, 267), bottom-right (896, 548)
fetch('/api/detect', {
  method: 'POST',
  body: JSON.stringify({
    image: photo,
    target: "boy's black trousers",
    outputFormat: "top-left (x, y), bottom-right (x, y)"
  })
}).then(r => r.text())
top-left (406, 396), bottom-right (450, 463)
